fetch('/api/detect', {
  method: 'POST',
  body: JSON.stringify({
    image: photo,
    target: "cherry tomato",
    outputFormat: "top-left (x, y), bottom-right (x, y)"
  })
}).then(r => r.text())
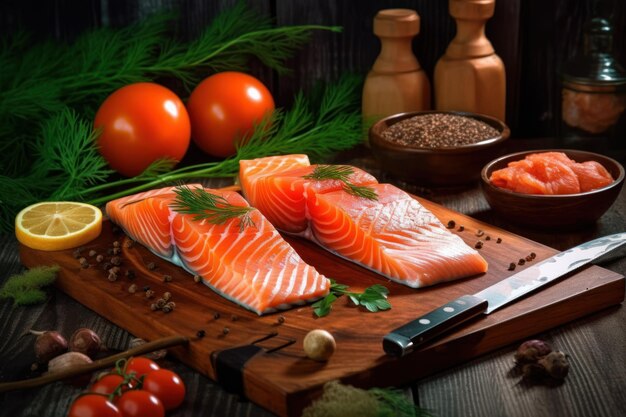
top-left (94, 82), bottom-right (191, 177)
top-left (124, 357), bottom-right (160, 378)
top-left (116, 390), bottom-right (164, 417)
top-left (90, 373), bottom-right (128, 395)
top-left (68, 394), bottom-right (122, 417)
top-left (186, 71), bottom-right (275, 157)
top-left (142, 369), bottom-right (186, 410)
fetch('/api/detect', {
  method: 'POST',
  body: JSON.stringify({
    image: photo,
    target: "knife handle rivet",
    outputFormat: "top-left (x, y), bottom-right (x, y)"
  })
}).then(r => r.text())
top-left (443, 306), bottom-right (455, 313)
top-left (456, 299), bottom-right (466, 305)
top-left (418, 319), bottom-right (430, 325)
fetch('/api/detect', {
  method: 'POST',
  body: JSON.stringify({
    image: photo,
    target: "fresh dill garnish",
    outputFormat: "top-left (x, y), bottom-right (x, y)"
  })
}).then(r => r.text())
top-left (171, 185), bottom-right (256, 231)
top-left (303, 165), bottom-right (378, 201)
top-left (312, 279), bottom-right (390, 317)
top-left (0, 265), bottom-right (60, 306)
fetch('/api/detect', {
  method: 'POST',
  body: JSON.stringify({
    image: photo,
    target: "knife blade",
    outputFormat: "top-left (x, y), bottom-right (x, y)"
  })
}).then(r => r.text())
top-left (383, 232), bottom-right (626, 357)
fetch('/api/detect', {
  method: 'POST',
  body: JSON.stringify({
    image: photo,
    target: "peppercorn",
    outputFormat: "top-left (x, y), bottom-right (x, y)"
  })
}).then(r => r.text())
top-left (162, 305), bottom-right (172, 313)
top-left (277, 315), bottom-right (285, 325)
top-left (496, 237), bottom-right (502, 243)
top-left (112, 247), bottom-right (121, 255)
top-left (156, 299), bottom-right (166, 309)
top-left (485, 235), bottom-right (491, 241)
top-left (107, 272), bottom-right (118, 282)
top-left (128, 284), bottom-right (137, 294)
top-left (165, 301), bottom-right (176, 310)
top-left (147, 262), bottom-right (156, 270)
top-left (143, 285), bottom-right (150, 291)
top-left (222, 327), bottom-right (230, 335)
top-left (123, 240), bottom-right (134, 249)
top-left (458, 225), bottom-right (465, 232)
top-left (113, 241), bottom-right (120, 248)
top-left (102, 262), bottom-right (112, 271)
top-left (109, 266), bottom-right (120, 275)
top-left (88, 250), bottom-right (97, 257)
top-left (150, 303), bottom-right (159, 311)
top-left (197, 330), bottom-right (206, 338)
top-left (475, 240), bottom-right (484, 249)
top-left (447, 220), bottom-right (456, 229)
top-left (162, 292), bottom-right (172, 301)
top-left (518, 258), bottom-right (526, 266)
top-left (231, 314), bottom-right (238, 322)
top-left (193, 275), bottom-right (201, 283)
top-left (96, 254), bottom-right (104, 263)
top-left (213, 312), bottom-right (221, 320)
top-left (145, 290), bottom-right (155, 299)
top-left (72, 248), bottom-right (83, 259)
top-left (525, 255), bottom-right (533, 262)
top-left (110, 256), bottom-right (121, 266)
top-left (508, 262), bottom-right (516, 271)
top-left (476, 230), bottom-right (484, 237)
top-left (530, 252), bottom-right (536, 259)
top-left (162, 274), bottom-right (172, 283)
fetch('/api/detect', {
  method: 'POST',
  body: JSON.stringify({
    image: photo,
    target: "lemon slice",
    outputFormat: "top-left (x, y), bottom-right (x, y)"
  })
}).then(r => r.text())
top-left (15, 202), bottom-right (103, 251)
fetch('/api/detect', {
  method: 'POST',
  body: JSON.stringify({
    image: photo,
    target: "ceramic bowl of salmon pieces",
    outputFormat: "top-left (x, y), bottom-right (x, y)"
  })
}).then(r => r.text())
top-left (480, 149), bottom-right (625, 228)
top-left (369, 110), bottom-right (510, 186)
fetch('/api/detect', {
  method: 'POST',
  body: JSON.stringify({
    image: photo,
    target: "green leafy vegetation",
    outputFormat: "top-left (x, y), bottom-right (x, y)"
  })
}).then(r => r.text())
top-left (313, 279), bottom-right (391, 317)
top-left (303, 165), bottom-right (378, 200)
top-left (0, 265), bottom-right (60, 306)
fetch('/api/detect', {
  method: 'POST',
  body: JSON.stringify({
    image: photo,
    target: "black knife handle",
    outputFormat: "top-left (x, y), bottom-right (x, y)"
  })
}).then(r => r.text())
top-left (383, 294), bottom-right (488, 357)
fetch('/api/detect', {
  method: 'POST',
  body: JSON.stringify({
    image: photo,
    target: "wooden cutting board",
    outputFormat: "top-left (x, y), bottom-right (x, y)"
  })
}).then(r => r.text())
top-left (19, 196), bottom-right (624, 417)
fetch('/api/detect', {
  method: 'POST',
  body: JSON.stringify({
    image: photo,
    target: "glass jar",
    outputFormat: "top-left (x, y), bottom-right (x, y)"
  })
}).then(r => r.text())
top-left (559, 9), bottom-right (626, 161)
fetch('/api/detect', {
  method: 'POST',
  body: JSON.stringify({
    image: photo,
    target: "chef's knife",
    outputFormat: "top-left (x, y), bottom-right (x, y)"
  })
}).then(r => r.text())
top-left (383, 232), bottom-right (626, 357)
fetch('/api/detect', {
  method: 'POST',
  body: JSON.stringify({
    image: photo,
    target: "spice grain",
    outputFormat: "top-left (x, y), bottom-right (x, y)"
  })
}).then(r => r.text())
top-left (381, 113), bottom-right (499, 147)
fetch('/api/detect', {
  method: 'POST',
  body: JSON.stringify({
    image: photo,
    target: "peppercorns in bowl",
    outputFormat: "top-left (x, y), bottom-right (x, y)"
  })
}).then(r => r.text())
top-left (369, 111), bottom-right (510, 186)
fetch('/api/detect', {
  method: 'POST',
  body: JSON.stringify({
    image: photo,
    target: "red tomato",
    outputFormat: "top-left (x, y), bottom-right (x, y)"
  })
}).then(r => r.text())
top-left (68, 394), bottom-right (122, 417)
top-left (116, 390), bottom-right (164, 417)
top-left (124, 357), bottom-right (160, 378)
top-left (186, 71), bottom-right (275, 157)
top-left (94, 82), bottom-right (191, 177)
top-left (90, 373), bottom-right (127, 395)
top-left (142, 369), bottom-right (186, 410)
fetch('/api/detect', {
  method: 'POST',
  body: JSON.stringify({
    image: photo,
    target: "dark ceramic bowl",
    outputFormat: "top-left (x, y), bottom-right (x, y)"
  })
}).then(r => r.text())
top-left (369, 111), bottom-right (510, 186)
top-left (480, 149), bottom-right (625, 229)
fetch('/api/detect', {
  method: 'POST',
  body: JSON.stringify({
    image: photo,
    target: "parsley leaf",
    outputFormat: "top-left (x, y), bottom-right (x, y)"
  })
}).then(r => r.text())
top-left (313, 279), bottom-right (391, 317)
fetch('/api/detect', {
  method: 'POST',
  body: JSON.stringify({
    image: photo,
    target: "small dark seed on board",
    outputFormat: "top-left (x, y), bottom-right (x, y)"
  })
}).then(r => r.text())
top-left (147, 262), bottom-right (156, 270)
top-left (110, 256), bottom-right (121, 266)
top-left (162, 274), bottom-right (173, 283)
top-left (124, 240), bottom-right (134, 249)
top-left (145, 290), bottom-right (155, 299)
top-left (476, 230), bottom-right (484, 237)
top-left (96, 254), bottom-right (104, 263)
top-left (193, 275), bottom-right (201, 283)
top-left (458, 225), bottom-right (465, 232)
top-left (518, 259), bottom-right (526, 266)
top-left (143, 285), bottom-right (150, 292)
top-left (112, 247), bottom-right (121, 255)
top-left (73, 248), bottom-right (82, 258)
top-left (525, 255), bottom-right (533, 262)
top-left (113, 241), bottom-right (120, 248)
top-left (496, 237), bottom-right (502, 243)
top-left (485, 236), bottom-right (491, 241)
top-left (213, 312), bottom-right (221, 320)
top-left (508, 262), bottom-right (516, 271)
top-left (102, 262), bottom-right (112, 271)
top-left (277, 315), bottom-right (285, 324)
top-left (231, 315), bottom-right (239, 322)
top-left (447, 220), bottom-right (456, 229)
top-left (475, 240), bottom-right (483, 249)
top-left (530, 252), bottom-right (537, 259)
top-left (197, 330), bottom-right (206, 338)
top-left (222, 327), bottom-right (230, 335)
top-left (128, 284), bottom-right (137, 294)
top-left (88, 250), bottom-right (97, 257)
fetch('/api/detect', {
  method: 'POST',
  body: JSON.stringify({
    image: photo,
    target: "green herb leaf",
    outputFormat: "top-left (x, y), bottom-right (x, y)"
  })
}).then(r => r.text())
top-left (303, 165), bottom-right (378, 201)
top-left (313, 279), bottom-right (391, 317)
top-left (171, 185), bottom-right (256, 231)
top-left (0, 265), bottom-right (60, 306)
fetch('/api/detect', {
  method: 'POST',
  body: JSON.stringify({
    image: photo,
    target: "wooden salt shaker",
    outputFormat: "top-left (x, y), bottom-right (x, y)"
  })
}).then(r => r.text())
top-left (434, 0), bottom-right (505, 120)
top-left (362, 9), bottom-right (431, 125)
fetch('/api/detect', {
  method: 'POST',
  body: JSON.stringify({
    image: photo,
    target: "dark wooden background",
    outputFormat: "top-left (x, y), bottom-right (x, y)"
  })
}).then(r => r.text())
top-left (1, 0), bottom-right (624, 140)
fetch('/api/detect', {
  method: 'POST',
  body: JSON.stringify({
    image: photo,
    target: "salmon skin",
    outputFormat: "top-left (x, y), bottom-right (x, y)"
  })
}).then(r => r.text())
top-left (106, 185), bottom-right (329, 315)
top-left (240, 155), bottom-right (488, 288)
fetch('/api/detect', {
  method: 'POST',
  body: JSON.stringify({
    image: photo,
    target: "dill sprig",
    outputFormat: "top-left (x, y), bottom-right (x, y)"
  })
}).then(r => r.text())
top-left (304, 165), bottom-right (378, 200)
top-left (171, 185), bottom-right (256, 231)
top-left (0, 265), bottom-right (60, 306)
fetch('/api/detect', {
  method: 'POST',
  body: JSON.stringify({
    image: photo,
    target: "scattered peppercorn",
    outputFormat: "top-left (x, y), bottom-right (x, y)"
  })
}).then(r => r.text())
top-left (162, 274), bottom-right (173, 283)
top-left (166, 301), bottom-right (176, 310)
top-left (530, 252), bottom-right (536, 259)
top-left (156, 299), bottom-right (167, 309)
top-left (213, 312), bottom-right (221, 320)
top-left (96, 254), bottom-right (104, 263)
top-left (78, 256), bottom-right (88, 265)
top-left (518, 258), bottom-right (526, 266)
top-left (508, 262), bottom-right (516, 271)
top-left (197, 330), bottom-right (206, 338)
top-left (231, 314), bottom-right (238, 322)
top-left (88, 250), bottom-right (97, 257)
top-left (447, 220), bottom-right (456, 229)
top-left (458, 225), bottom-right (465, 232)
top-left (107, 272), bottom-right (118, 282)
top-left (476, 229), bottom-right (485, 237)
top-left (110, 256), bottom-right (121, 266)
top-left (147, 262), bottom-right (156, 270)
top-left (193, 275), bottom-right (201, 283)
top-left (277, 315), bottom-right (285, 325)
top-left (222, 327), bottom-right (230, 335)
top-left (79, 257), bottom-right (89, 268)
top-left (162, 292), bottom-right (172, 301)
top-left (496, 237), bottom-right (502, 243)
top-left (72, 248), bottom-right (83, 259)
top-left (113, 241), bottom-right (120, 248)
top-left (143, 285), bottom-right (150, 291)
top-left (109, 266), bottom-right (120, 275)
top-left (525, 255), bottom-right (533, 262)
top-left (162, 305), bottom-right (172, 313)
top-left (112, 247), bottom-right (121, 255)
top-left (102, 262), bottom-right (112, 271)
top-left (128, 284), bottom-right (137, 294)
top-left (485, 235), bottom-right (491, 241)
top-left (145, 290), bottom-right (155, 299)
top-left (150, 303), bottom-right (159, 311)
top-left (475, 240), bottom-right (484, 249)
top-left (123, 240), bottom-right (134, 249)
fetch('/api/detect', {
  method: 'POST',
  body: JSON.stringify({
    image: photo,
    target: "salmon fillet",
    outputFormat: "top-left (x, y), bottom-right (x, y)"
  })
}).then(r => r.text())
top-left (240, 156), bottom-right (488, 288)
top-left (490, 152), bottom-right (614, 194)
top-left (106, 185), bottom-right (329, 314)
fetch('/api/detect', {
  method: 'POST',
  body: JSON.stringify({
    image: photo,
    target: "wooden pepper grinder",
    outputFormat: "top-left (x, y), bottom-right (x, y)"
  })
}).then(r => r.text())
top-left (362, 9), bottom-right (431, 125)
top-left (434, 0), bottom-right (505, 120)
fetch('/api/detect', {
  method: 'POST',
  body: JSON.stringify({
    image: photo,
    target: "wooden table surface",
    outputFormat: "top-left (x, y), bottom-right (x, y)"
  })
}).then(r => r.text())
top-left (0, 141), bottom-right (624, 417)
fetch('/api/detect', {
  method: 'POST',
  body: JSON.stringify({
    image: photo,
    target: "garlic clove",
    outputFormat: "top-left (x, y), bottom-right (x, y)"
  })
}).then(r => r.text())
top-left (47, 351), bottom-right (93, 374)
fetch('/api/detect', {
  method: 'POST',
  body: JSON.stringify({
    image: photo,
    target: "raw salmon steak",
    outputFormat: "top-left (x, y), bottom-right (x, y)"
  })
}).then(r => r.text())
top-left (106, 185), bottom-right (329, 314)
top-left (489, 152), bottom-right (614, 195)
top-left (240, 155), bottom-right (488, 288)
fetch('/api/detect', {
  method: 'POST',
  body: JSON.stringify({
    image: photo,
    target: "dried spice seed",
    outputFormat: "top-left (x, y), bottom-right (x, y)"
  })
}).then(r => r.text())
top-left (485, 236), bottom-right (491, 241)
top-left (102, 262), bottom-right (112, 271)
top-left (277, 315), bottom-right (285, 325)
top-left (476, 230), bottom-right (485, 237)
top-left (496, 237), bottom-right (502, 243)
top-left (197, 330), bottom-right (206, 338)
top-left (162, 274), bottom-right (173, 283)
top-left (222, 327), bottom-right (230, 335)
top-left (123, 240), bottom-right (134, 249)
top-left (530, 252), bottom-right (536, 259)
top-left (525, 255), bottom-right (533, 262)
top-left (163, 292), bottom-right (172, 301)
top-left (145, 290), bottom-right (155, 299)
top-left (109, 266), bottom-right (120, 275)
top-left (72, 248), bottom-right (83, 259)
top-left (150, 303), bottom-right (159, 311)
top-left (107, 272), bottom-right (118, 282)
top-left (458, 225), bottom-right (465, 232)
top-left (113, 241), bottom-right (120, 248)
top-left (447, 220), bottom-right (456, 229)
top-left (381, 113), bottom-right (500, 148)
top-left (143, 285), bottom-right (151, 291)
top-left (162, 305), bottom-right (172, 313)
top-left (475, 240), bottom-right (484, 249)
top-left (128, 284), bottom-right (137, 294)
top-left (96, 254), bottom-right (104, 263)
top-left (112, 247), bottom-right (121, 255)
top-left (88, 250), bottom-right (97, 257)
top-left (156, 298), bottom-right (167, 309)
top-left (231, 315), bottom-right (239, 322)
top-left (508, 262), bottom-right (516, 271)
top-left (518, 259), bottom-right (526, 266)
top-left (166, 301), bottom-right (176, 309)
top-left (193, 275), bottom-right (202, 283)
top-left (147, 262), bottom-right (156, 271)
top-left (213, 312), bottom-right (221, 320)
top-left (110, 256), bottom-right (121, 266)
